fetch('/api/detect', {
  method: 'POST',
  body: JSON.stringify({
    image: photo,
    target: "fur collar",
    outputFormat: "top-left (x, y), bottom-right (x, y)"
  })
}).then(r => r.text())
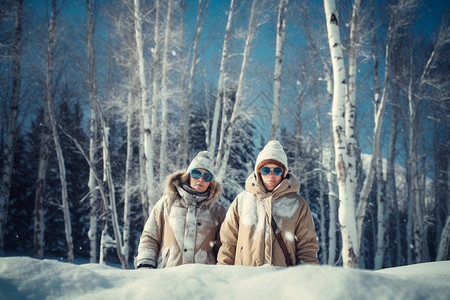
top-left (164, 170), bottom-right (222, 208)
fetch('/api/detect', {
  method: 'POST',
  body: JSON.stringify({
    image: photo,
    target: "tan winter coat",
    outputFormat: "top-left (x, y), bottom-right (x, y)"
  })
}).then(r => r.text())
top-left (217, 171), bottom-right (319, 266)
top-left (135, 171), bottom-right (226, 269)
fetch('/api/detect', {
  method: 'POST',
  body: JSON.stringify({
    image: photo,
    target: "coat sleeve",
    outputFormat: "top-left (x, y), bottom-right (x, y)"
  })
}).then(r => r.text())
top-left (295, 199), bottom-right (320, 264)
top-left (213, 203), bottom-right (227, 259)
top-left (135, 198), bottom-right (165, 268)
top-left (217, 198), bottom-right (240, 265)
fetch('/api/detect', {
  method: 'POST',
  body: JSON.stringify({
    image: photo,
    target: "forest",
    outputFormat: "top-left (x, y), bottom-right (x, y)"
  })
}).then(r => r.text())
top-left (0, 0), bottom-right (449, 270)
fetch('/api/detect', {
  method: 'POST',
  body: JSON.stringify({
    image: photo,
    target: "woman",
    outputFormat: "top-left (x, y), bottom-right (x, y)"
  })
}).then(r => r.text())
top-left (217, 140), bottom-right (319, 266)
top-left (135, 151), bottom-right (226, 269)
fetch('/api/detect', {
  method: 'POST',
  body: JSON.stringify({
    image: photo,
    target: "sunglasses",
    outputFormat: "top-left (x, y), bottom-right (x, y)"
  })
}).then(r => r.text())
top-left (190, 169), bottom-right (214, 182)
top-left (260, 166), bottom-right (284, 177)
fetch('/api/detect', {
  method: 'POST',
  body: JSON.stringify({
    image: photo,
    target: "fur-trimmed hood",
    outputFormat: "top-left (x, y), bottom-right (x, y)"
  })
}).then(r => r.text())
top-left (164, 170), bottom-right (223, 209)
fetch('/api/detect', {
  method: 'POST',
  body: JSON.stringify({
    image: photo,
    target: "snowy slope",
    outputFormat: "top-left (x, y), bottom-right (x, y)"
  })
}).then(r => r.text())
top-left (0, 257), bottom-right (449, 300)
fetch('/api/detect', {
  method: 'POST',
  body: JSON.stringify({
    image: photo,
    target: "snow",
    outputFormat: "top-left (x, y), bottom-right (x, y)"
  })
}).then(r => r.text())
top-left (1, 257), bottom-right (449, 300)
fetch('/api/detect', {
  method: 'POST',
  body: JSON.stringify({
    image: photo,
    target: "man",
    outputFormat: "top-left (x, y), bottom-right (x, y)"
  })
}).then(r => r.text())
top-left (218, 140), bottom-right (319, 266)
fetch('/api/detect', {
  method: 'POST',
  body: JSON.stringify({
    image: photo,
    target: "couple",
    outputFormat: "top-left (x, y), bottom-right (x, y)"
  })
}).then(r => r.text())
top-left (134, 140), bottom-right (319, 269)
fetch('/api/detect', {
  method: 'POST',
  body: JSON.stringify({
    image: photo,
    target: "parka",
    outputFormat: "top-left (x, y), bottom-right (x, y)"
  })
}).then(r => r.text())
top-left (135, 171), bottom-right (226, 268)
top-left (217, 170), bottom-right (319, 266)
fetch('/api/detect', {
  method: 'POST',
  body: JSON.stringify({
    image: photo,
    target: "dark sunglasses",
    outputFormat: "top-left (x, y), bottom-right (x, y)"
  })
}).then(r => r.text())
top-left (190, 169), bottom-right (214, 182)
top-left (260, 166), bottom-right (283, 177)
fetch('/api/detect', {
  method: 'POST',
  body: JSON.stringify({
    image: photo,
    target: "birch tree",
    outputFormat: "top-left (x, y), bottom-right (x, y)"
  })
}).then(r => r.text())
top-left (133, 0), bottom-right (155, 218)
top-left (0, 0), bottom-right (23, 255)
top-left (324, 0), bottom-right (359, 267)
top-left (33, 107), bottom-right (50, 258)
top-left (270, 0), bottom-right (289, 139)
top-left (159, 0), bottom-right (173, 182)
top-left (177, 0), bottom-right (206, 168)
top-left (437, 216), bottom-right (450, 260)
top-left (45, 0), bottom-right (74, 263)
top-left (97, 101), bottom-right (128, 268)
top-left (86, 0), bottom-right (100, 263)
top-left (209, 0), bottom-right (235, 159)
top-left (216, 0), bottom-right (267, 181)
top-left (407, 20), bottom-right (450, 263)
top-left (297, 4), bottom-right (337, 265)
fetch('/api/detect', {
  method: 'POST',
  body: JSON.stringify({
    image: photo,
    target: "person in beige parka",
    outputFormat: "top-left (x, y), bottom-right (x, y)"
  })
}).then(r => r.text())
top-left (217, 140), bottom-right (319, 266)
top-left (135, 151), bottom-right (226, 269)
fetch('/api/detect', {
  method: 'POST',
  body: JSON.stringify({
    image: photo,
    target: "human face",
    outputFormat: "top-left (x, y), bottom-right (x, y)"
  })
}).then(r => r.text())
top-left (189, 168), bottom-right (211, 193)
top-left (260, 163), bottom-right (283, 191)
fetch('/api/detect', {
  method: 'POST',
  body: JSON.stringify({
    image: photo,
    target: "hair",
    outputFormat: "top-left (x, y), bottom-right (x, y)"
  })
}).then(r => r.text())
top-left (181, 172), bottom-right (190, 183)
top-left (256, 159), bottom-right (286, 173)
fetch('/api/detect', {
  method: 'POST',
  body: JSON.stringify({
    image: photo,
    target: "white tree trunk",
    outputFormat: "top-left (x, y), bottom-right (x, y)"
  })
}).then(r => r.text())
top-left (46, 0), bottom-right (74, 263)
top-left (98, 108), bottom-right (128, 268)
top-left (437, 215), bottom-right (450, 260)
top-left (217, 0), bottom-right (262, 181)
top-left (122, 92), bottom-right (134, 262)
top-left (387, 100), bottom-right (401, 266)
top-left (271, 0), bottom-right (289, 139)
top-left (159, 0), bottom-right (173, 182)
top-left (210, 0), bottom-right (235, 160)
top-left (0, 0), bottom-right (23, 255)
top-left (134, 0), bottom-right (155, 218)
top-left (86, 0), bottom-right (99, 263)
top-left (323, 0), bottom-right (359, 268)
top-left (326, 149), bottom-right (338, 265)
top-left (374, 156), bottom-right (386, 269)
top-left (177, 0), bottom-right (205, 168)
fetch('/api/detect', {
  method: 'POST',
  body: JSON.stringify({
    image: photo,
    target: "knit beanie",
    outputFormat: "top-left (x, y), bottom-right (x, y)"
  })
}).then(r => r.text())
top-left (187, 151), bottom-right (216, 178)
top-left (255, 140), bottom-right (288, 173)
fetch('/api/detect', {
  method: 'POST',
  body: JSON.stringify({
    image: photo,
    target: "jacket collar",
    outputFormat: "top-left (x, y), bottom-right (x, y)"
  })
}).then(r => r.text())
top-left (164, 170), bottom-right (222, 208)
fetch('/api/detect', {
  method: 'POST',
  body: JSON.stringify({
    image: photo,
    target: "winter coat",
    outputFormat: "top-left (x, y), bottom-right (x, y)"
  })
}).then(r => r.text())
top-left (135, 171), bottom-right (226, 269)
top-left (217, 171), bottom-right (319, 266)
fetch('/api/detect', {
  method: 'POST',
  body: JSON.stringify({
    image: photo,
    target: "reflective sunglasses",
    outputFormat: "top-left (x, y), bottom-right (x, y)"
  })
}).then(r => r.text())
top-left (260, 166), bottom-right (284, 177)
top-left (190, 169), bottom-right (214, 182)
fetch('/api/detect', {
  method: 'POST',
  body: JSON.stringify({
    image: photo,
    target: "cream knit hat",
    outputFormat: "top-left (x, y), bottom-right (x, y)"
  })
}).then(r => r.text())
top-left (255, 140), bottom-right (288, 173)
top-left (187, 151), bottom-right (216, 178)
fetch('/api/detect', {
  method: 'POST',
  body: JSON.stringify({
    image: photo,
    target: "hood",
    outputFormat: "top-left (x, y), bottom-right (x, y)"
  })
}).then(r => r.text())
top-left (164, 170), bottom-right (222, 208)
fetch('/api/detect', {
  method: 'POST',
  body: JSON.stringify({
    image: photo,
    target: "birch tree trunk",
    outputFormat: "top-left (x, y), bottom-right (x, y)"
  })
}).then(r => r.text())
top-left (122, 92), bottom-right (135, 263)
top-left (386, 91), bottom-right (401, 266)
top-left (437, 215), bottom-right (450, 260)
top-left (86, 0), bottom-right (99, 263)
top-left (313, 84), bottom-right (328, 263)
top-left (34, 110), bottom-right (51, 258)
top-left (0, 0), bottom-right (23, 254)
top-left (217, 0), bottom-right (264, 181)
top-left (408, 66), bottom-right (425, 264)
top-left (159, 0), bottom-right (173, 182)
top-left (271, 0), bottom-right (289, 140)
top-left (323, 0), bottom-right (359, 268)
top-left (300, 14), bottom-right (336, 265)
top-left (97, 102), bottom-right (128, 268)
top-left (210, 0), bottom-right (235, 160)
top-left (177, 0), bottom-right (205, 168)
top-left (134, 0), bottom-right (155, 218)
top-left (45, 0), bottom-right (74, 263)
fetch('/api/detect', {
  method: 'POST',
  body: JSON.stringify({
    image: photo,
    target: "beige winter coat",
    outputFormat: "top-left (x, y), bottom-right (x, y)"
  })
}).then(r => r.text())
top-left (217, 171), bottom-right (319, 266)
top-left (135, 171), bottom-right (226, 268)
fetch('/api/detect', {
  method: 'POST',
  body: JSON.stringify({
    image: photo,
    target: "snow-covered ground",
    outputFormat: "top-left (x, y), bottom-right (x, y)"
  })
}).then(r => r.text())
top-left (0, 256), bottom-right (449, 300)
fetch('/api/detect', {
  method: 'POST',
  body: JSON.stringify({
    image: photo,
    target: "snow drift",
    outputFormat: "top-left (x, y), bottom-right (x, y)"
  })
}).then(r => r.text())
top-left (0, 257), bottom-right (449, 299)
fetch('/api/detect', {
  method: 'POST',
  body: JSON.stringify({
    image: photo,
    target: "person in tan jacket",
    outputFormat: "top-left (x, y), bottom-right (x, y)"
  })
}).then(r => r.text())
top-left (135, 151), bottom-right (226, 269)
top-left (218, 140), bottom-right (319, 266)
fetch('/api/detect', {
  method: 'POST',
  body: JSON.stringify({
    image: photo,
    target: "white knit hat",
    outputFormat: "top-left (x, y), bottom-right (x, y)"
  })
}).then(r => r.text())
top-left (187, 151), bottom-right (215, 178)
top-left (255, 140), bottom-right (288, 173)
